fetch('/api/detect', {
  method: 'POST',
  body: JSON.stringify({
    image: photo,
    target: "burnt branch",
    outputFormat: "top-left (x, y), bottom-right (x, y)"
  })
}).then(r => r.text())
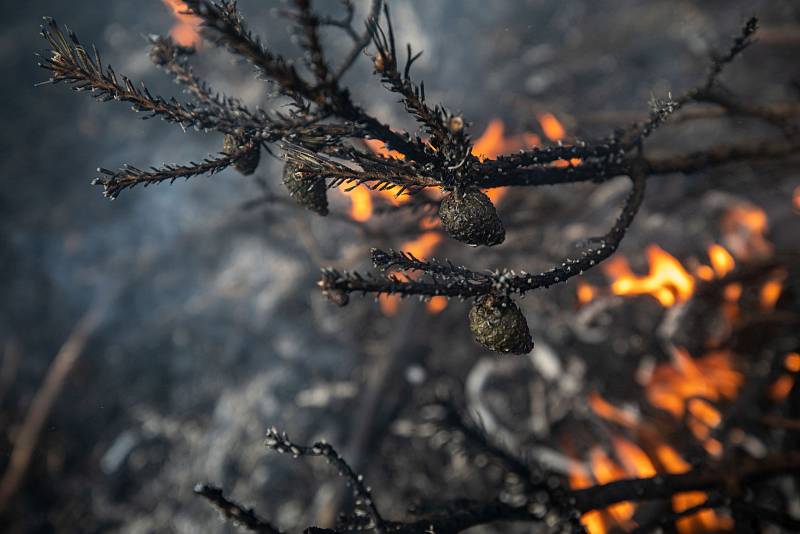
top-left (194, 484), bottom-right (282, 534)
top-left (201, 424), bottom-right (799, 534)
top-left (263, 428), bottom-right (386, 533)
top-left (38, 4), bottom-right (798, 356)
top-left (94, 141), bottom-right (257, 199)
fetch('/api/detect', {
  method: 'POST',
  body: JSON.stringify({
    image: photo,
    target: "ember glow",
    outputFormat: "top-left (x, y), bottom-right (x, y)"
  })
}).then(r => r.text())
top-left (162, 0), bottom-right (202, 48)
top-left (721, 204), bottom-right (771, 259)
top-left (769, 352), bottom-right (800, 401)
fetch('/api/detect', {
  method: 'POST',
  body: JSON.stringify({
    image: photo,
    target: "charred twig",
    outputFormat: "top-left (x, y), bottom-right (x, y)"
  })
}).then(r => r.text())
top-left (263, 429), bottom-right (386, 533)
top-left (194, 484), bottom-right (282, 534)
top-left (94, 142), bottom-right (258, 199)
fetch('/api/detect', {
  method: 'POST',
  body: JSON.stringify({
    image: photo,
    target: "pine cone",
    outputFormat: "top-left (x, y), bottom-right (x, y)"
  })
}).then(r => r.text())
top-left (282, 163), bottom-right (329, 216)
top-left (223, 134), bottom-right (260, 175)
top-left (468, 296), bottom-right (533, 354)
top-left (439, 187), bottom-right (505, 246)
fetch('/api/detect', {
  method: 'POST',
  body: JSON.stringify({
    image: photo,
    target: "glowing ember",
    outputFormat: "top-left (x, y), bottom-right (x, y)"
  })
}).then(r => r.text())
top-left (162, 0), bottom-right (202, 48)
top-left (707, 244), bottom-right (735, 277)
top-left (794, 186), bottom-right (800, 211)
top-left (759, 271), bottom-right (785, 310)
top-left (576, 282), bottom-right (598, 305)
top-left (769, 375), bottom-right (794, 401)
top-left (769, 352), bottom-right (800, 401)
top-left (607, 245), bottom-right (695, 307)
top-left (786, 352), bottom-right (800, 372)
top-left (721, 204), bottom-right (771, 260)
top-left (426, 296), bottom-right (448, 314)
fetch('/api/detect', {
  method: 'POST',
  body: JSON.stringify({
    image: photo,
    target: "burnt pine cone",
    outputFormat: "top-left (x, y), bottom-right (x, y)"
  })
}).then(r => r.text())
top-left (469, 296), bottom-right (533, 354)
top-left (282, 163), bottom-right (329, 216)
top-left (439, 187), bottom-right (505, 246)
top-left (223, 134), bottom-right (261, 175)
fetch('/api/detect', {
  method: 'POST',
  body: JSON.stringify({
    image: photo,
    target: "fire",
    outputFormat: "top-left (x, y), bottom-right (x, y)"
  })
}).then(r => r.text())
top-left (611, 436), bottom-right (657, 478)
top-left (426, 296), bottom-right (448, 314)
top-left (471, 119), bottom-right (540, 205)
top-left (576, 282), bottom-right (597, 305)
top-left (379, 231), bottom-right (443, 316)
top-left (587, 240), bottom-right (746, 308)
top-left (588, 392), bottom-right (638, 428)
top-left (340, 184), bottom-right (373, 221)
top-left (653, 445), bottom-right (731, 533)
top-left (364, 139), bottom-right (405, 160)
top-left (589, 448), bottom-right (635, 524)
top-left (162, 0), bottom-right (202, 48)
top-left (645, 348), bottom-right (742, 451)
top-left (721, 204), bottom-right (771, 260)
top-left (585, 349), bottom-right (741, 532)
top-left (471, 119), bottom-right (541, 162)
top-left (769, 352), bottom-right (800, 401)
top-left (538, 112), bottom-right (566, 142)
top-left (707, 244), bottom-right (734, 277)
top-left (606, 245), bottom-right (695, 307)
top-left (794, 186), bottom-right (800, 211)
top-left (759, 270), bottom-right (785, 310)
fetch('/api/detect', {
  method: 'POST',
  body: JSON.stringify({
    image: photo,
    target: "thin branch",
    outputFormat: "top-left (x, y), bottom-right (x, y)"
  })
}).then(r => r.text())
top-left (194, 484), bottom-right (282, 534)
top-left (264, 428), bottom-right (386, 533)
top-left (94, 141), bottom-right (257, 198)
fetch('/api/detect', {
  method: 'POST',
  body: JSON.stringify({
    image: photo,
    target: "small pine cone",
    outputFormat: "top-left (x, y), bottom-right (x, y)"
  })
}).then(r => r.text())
top-left (282, 163), bottom-right (329, 216)
top-left (439, 187), bottom-right (505, 246)
top-left (223, 134), bottom-right (260, 175)
top-left (468, 296), bottom-right (533, 354)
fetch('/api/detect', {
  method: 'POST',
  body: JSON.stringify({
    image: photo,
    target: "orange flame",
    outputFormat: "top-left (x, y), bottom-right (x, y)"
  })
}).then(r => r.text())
top-left (654, 445), bottom-right (731, 532)
top-left (588, 392), bottom-right (638, 428)
top-left (759, 270), bottom-right (785, 310)
top-left (379, 231), bottom-right (443, 315)
top-left (589, 448), bottom-right (635, 525)
top-left (426, 296), bottom-right (448, 314)
top-left (364, 138), bottom-right (406, 160)
top-left (611, 436), bottom-right (657, 478)
top-left (794, 186), bottom-right (800, 211)
top-left (646, 348), bottom-right (742, 450)
top-left (576, 282), bottom-right (597, 305)
top-left (162, 0), bottom-right (202, 48)
top-left (340, 184), bottom-right (373, 222)
top-left (538, 112), bottom-right (566, 142)
top-left (707, 244), bottom-right (735, 278)
top-left (607, 245), bottom-right (695, 307)
top-left (769, 352), bottom-right (800, 401)
top-left (721, 204), bottom-right (771, 260)
top-left (471, 119), bottom-right (540, 205)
